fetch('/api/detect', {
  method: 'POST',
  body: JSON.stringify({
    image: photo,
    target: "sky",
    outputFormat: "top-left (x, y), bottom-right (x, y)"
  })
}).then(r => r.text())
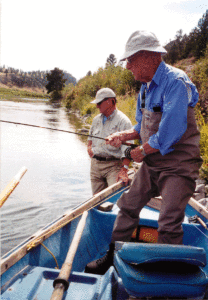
top-left (0, 0), bottom-right (208, 81)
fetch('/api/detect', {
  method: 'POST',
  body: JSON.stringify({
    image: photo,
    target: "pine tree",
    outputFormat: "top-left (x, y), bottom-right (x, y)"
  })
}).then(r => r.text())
top-left (195, 10), bottom-right (208, 58)
top-left (106, 54), bottom-right (117, 66)
top-left (46, 68), bottom-right (66, 101)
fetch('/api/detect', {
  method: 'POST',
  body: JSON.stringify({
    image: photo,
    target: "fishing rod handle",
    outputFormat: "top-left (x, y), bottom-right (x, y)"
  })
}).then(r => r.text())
top-left (122, 142), bottom-right (138, 148)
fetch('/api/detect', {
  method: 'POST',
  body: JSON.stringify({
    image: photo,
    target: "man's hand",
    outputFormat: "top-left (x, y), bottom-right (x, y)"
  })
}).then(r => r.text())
top-left (117, 167), bottom-right (129, 185)
top-left (130, 143), bottom-right (159, 162)
top-left (130, 147), bottom-right (145, 163)
top-left (106, 129), bottom-right (140, 148)
top-left (106, 132), bottom-right (123, 148)
top-left (87, 141), bottom-right (94, 158)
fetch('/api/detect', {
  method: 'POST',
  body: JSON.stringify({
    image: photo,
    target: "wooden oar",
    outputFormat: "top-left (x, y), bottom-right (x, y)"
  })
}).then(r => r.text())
top-left (50, 211), bottom-right (88, 300)
top-left (0, 166), bottom-right (27, 208)
top-left (1, 174), bottom-right (134, 276)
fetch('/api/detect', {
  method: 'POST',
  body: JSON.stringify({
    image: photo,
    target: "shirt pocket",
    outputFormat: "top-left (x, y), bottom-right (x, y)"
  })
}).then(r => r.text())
top-left (93, 129), bottom-right (101, 136)
top-left (141, 109), bottom-right (162, 138)
top-left (108, 125), bottom-right (118, 135)
top-left (148, 112), bottom-right (162, 133)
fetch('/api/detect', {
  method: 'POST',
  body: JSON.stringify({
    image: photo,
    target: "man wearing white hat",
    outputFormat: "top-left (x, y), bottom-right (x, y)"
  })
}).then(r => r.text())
top-left (85, 30), bottom-right (202, 275)
top-left (88, 87), bottom-right (132, 195)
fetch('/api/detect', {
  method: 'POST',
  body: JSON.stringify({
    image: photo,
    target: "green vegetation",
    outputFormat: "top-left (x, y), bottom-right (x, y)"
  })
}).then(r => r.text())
top-left (46, 68), bottom-right (67, 101)
top-left (164, 10), bottom-right (208, 63)
top-left (1, 9), bottom-right (208, 181)
top-left (195, 109), bottom-right (208, 181)
top-left (191, 54), bottom-right (208, 119)
top-left (0, 87), bottom-right (48, 101)
top-left (61, 19), bottom-right (208, 182)
top-left (62, 65), bottom-right (140, 114)
top-left (0, 66), bottom-right (76, 89)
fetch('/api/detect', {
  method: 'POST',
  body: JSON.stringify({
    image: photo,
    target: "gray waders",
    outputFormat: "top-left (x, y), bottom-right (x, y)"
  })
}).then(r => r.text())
top-left (111, 107), bottom-right (202, 244)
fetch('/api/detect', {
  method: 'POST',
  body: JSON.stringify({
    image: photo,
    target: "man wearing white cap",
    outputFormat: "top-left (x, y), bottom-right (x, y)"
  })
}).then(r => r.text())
top-left (85, 30), bottom-right (202, 275)
top-left (88, 87), bottom-right (132, 195)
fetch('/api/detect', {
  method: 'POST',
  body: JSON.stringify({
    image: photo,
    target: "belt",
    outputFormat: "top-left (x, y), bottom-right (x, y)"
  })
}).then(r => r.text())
top-left (93, 155), bottom-right (120, 161)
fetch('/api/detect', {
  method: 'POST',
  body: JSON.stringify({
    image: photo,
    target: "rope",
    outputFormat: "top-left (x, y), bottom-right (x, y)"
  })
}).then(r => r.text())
top-left (27, 186), bottom-right (130, 251)
top-left (27, 184), bottom-right (208, 257)
top-left (40, 242), bottom-right (59, 269)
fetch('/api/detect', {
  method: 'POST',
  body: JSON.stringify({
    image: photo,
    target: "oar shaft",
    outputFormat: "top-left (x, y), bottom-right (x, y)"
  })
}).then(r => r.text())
top-left (50, 211), bottom-right (88, 300)
top-left (0, 167), bottom-right (27, 208)
top-left (60, 210), bottom-right (88, 278)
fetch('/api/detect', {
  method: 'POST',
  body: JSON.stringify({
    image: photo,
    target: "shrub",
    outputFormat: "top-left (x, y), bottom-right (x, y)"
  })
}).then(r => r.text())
top-left (191, 53), bottom-right (208, 120)
top-left (195, 108), bottom-right (208, 182)
top-left (62, 65), bottom-right (139, 114)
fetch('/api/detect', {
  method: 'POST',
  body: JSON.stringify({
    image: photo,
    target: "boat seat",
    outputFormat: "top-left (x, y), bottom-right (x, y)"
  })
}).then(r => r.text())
top-left (114, 242), bottom-right (208, 299)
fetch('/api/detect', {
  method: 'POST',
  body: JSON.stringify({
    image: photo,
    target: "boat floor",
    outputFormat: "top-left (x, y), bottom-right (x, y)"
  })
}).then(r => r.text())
top-left (1, 198), bottom-right (208, 300)
top-left (1, 264), bottom-right (130, 300)
top-left (2, 264), bottom-right (195, 300)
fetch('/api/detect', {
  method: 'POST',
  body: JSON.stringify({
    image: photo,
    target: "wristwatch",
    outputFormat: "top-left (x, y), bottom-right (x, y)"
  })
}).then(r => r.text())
top-left (139, 145), bottom-right (146, 156)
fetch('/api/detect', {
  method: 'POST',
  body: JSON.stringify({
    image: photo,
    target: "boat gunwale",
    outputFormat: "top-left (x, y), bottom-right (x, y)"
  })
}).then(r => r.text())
top-left (0, 179), bottom-right (129, 275)
top-left (1, 169), bottom-right (208, 277)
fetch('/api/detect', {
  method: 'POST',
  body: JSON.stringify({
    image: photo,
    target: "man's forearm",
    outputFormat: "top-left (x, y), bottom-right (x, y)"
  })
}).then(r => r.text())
top-left (106, 129), bottom-right (140, 148)
top-left (119, 129), bottom-right (140, 142)
top-left (87, 140), bottom-right (94, 158)
top-left (143, 142), bottom-right (159, 155)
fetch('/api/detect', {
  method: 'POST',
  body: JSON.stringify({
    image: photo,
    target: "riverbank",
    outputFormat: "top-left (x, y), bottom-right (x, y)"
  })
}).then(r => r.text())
top-left (0, 100), bottom-right (92, 256)
top-left (0, 86), bottom-right (48, 102)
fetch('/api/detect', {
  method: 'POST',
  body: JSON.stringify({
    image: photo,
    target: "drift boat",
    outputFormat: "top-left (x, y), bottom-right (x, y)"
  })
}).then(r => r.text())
top-left (1, 171), bottom-right (208, 300)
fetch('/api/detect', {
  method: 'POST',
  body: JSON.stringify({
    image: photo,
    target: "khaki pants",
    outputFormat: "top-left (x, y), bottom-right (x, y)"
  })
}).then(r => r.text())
top-left (111, 161), bottom-right (196, 244)
top-left (90, 158), bottom-right (122, 195)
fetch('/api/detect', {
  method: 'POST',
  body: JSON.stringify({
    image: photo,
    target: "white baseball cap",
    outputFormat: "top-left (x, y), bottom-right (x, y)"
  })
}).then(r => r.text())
top-left (91, 88), bottom-right (116, 104)
top-left (120, 30), bottom-right (167, 61)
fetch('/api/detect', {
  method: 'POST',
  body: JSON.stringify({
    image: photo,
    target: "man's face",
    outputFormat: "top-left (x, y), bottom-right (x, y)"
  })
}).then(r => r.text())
top-left (96, 98), bottom-right (114, 116)
top-left (126, 51), bottom-right (157, 82)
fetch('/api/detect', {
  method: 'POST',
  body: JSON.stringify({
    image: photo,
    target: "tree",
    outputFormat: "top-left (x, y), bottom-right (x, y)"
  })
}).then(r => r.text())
top-left (195, 10), bottom-right (208, 58)
top-left (46, 68), bottom-right (66, 100)
top-left (106, 54), bottom-right (117, 67)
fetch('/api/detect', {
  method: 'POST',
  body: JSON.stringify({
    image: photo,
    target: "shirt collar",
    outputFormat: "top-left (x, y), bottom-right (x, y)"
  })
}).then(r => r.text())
top-left (151, 61), bottom-right (166, 86)
top-left (102, 108), bottom-right (117, 120)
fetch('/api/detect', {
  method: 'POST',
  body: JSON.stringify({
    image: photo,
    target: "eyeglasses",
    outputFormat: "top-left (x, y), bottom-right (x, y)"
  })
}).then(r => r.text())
top-left (126, 51), bottom-right (146, 64)
top-left (97, 98), bottom-right (109, 106)
top-left (126, 57), bottom-right (134, 64)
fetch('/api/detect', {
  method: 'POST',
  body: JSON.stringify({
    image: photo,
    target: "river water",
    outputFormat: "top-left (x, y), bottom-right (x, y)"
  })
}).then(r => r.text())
top-left (0, 100), bottom-right (92, 256)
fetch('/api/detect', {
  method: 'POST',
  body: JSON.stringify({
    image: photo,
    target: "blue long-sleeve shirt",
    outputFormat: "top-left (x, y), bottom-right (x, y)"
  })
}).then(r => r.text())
top-left (134, 61), bottom-right (199, 155)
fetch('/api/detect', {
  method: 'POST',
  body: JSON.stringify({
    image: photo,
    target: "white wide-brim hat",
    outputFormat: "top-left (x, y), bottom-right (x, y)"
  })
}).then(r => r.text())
top-left (91, 88), bottom-right (116, 104)
top-left (120, 30), bottom-right (167, 61)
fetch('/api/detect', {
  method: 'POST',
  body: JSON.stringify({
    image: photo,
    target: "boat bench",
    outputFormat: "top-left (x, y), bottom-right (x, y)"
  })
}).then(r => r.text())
top-left (114, 242), bottom-right (208, 299)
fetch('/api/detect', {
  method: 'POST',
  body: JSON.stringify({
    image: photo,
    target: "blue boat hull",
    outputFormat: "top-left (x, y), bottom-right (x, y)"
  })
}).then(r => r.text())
top-left (1, 183), bottom-right (208, 299)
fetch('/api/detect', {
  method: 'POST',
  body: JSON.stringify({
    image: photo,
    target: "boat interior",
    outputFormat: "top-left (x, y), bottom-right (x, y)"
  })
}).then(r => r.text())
top-left (1, 187), bottom-right (208, 299)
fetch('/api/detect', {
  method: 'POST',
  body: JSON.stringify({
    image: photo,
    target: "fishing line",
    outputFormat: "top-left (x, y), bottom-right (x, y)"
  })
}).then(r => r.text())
top-left (0, 119), bottom-right (105, 141)
top-left (0, 119), bottom-right (135, 147)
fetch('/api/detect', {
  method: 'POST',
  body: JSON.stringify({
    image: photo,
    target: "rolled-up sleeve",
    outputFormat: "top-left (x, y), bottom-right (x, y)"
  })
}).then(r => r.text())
top-left (120, 117), bottom-right (133, 158)
top-left (148, 79), bottom-right (190, 155)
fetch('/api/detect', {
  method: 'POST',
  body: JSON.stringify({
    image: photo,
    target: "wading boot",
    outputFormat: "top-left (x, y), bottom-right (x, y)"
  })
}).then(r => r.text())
top-left (85, 243), bottom-right (115, 275)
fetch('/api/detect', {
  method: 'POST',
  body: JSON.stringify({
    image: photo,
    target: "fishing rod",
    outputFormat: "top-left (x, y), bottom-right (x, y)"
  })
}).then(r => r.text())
top-left (0, 120), bottom-right (136, 147)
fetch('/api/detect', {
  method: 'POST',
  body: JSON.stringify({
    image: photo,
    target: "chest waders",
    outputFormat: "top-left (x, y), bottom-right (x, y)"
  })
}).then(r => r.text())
top-left (111, 107), bottom-right (202, 245)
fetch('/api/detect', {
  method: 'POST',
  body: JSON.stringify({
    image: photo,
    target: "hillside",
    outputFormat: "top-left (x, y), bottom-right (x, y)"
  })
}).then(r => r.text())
top-left (0, 68), bottom-right (77, 95)
top-left (0, 72), bottom-right (47, 93)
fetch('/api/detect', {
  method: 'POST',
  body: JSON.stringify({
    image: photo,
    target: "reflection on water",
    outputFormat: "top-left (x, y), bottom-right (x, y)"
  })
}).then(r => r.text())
top-left (0, 100), bottom-right (92, 256)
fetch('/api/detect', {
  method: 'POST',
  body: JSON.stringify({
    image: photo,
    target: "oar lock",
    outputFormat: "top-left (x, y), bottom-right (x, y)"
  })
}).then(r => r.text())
top-left (188, 215), bottom-right (208, 229)
top-left (53, 278), bottom-right (69, 292)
